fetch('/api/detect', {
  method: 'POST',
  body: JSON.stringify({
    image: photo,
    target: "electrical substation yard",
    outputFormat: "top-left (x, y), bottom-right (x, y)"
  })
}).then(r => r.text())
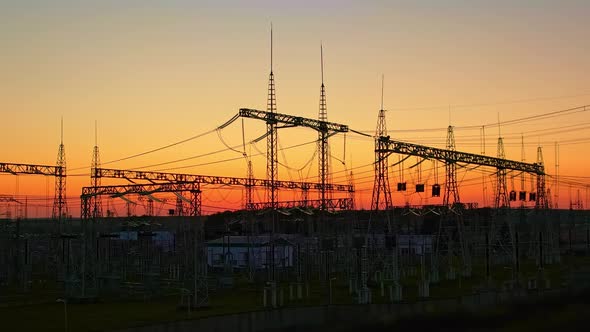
top-left (1, 30), bottom-right (588, 330)
top-left (1, 207), bottom-right (590, 331)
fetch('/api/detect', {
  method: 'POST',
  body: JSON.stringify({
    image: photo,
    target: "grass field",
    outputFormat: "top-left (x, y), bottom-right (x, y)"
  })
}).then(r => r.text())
top-left (1, 255), bottom-right (589, 331)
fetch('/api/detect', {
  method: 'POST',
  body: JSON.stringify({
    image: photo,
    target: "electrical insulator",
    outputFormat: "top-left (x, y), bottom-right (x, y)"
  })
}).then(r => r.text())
top-left (432, 184), bottom-right (441, 197)
top-left (509, 190), bottom-right (517, 201)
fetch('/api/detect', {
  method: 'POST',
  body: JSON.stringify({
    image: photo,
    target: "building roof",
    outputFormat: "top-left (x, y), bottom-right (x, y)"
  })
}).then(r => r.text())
top-left (206, 234), bottom-right (295, 247)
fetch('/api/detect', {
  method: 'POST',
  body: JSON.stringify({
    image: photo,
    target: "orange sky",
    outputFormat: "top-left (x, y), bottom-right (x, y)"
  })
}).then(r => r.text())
top-left (1, 1), bottom-right (589, 217)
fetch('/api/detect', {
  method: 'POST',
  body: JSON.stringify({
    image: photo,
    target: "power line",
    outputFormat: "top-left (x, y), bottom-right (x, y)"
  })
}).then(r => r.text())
top-left (387, 93), bottom-right (590, 111)
top-left (350, 104), bottom-right (590, 134)
top-left (69, 114), bottom-right (240, 171)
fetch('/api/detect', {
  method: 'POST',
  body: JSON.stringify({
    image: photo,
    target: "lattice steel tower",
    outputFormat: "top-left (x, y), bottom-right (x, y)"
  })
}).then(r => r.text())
top-left (318, 44), bottom-right (332, 210)
top-left (245, 158), bottom-right (254, 210)
top-left (535, 146), bottom-right (548, 209)
top-left (371, 76), bottom-right (393, 210)
top-left (443, 125), bottom-right (460, 207)
top-left (52, 118), bottom-right (68, 223)
top-left (266, 25), bottom-right (278, 209)
top-left (91, 122), bottom-right (103, 218)
top-left (348, 170), bottom-right (356, 210)
top-left (495, 137), bottom-right (509, 208)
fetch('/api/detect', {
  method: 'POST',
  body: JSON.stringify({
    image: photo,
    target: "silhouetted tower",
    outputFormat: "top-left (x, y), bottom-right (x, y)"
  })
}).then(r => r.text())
top-left (245, 158), bottom-right (254, 210)
top-left (348, 170), bottom-right (355, 210)
top-left (318, 44), bottom-right (332, 210)
top-left (443, 126), bottom-right (460, 207)
top-left (520, 135), bottom-right (525, 189)
top-left (146, 199), bottom-right (154, 216)
top-left (90, 121), bottom-right (103, 218)
top-left (480, 126), bottom-right (488, 207)
top-left (554, 142), bottom-right (559, 209)
top-left (242, 117), bottom-right (255, 210)
top-left (371, 76), bottom-right (393, 210)
top-left (520, 135), bottom-right (526, 207)
top-left (263, 25), bottom-right (279, 285)
top-left (53, 118), bottom-right (68, 223)
top-left (266, 25), bottom-right (278, 209)
top-left (175, 197), bottom-right (184, 216)
top-left (535, 146), bottom-right (548, 209)
top-left (495, 137), bottom-right (509, 208)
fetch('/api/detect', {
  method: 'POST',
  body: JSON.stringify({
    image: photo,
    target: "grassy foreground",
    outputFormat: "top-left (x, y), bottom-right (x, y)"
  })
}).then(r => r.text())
top-left (1, 255), bottom-right (588, 331)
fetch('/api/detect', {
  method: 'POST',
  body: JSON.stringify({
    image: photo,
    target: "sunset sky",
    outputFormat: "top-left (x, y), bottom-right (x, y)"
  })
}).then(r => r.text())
top-left (1, 1), bottom-right (589, 217)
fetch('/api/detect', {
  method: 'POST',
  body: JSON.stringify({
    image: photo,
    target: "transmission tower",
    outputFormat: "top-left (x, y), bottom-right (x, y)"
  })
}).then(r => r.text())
top-left (175, 197), bottom-right (184, 216)
top-left (371, 76), bottom-right (393, 211)
top-left (265, 25), bottom-right (278, 286)
top-left (443, 126), bottom-right (460, 207)
top-left (318, 44), bottom-right (332, 210)
top-left (554, 142), bottom-right (559, 208)
top-left (480, 126), bottom-right (488, 207)
top-left (245, 158), bottom-right (254, 210)
top-left (266, 25), bottom-right (278, 210)
top-left (535, 146), bottom-right (548, 209)
top-left (348, 170), bottom-right (355, 210)
top-left (91, 122), bottom-right (103, 218)
top-left (495, 137), bottom-right (509, 208)
top-left (52, 118), bottom-right (68, 225)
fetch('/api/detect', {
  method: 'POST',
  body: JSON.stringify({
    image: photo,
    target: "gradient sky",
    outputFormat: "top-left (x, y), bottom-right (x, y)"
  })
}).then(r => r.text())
top-left (1, 0), bottom-right (589, 217)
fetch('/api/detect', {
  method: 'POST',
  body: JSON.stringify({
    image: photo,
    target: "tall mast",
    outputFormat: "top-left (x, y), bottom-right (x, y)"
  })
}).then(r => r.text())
top-left (371, 75), bottom-right (392, 210)
top-left (318, 43), bottom-right (331, 210)
top-left (91, 120), bottom-right (102, 218)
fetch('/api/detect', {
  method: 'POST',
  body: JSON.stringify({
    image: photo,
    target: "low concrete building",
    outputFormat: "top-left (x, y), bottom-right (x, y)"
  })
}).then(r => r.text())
top-left (397, 234), bottom-right (433, 255)
top-left (207, 235), bottom-right (295, 269)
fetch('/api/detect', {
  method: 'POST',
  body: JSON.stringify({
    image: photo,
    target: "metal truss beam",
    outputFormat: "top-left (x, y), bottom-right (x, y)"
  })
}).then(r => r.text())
top-left (82, 182), bottom-right (198, 198)
top-left (239, 108), bottom-right (349, 134)
top-left (81, 182), bottom-right (202, 217)
top-left (0, 162), bottom-right (62, 176)
top-left (377, 137), bottom-right (544, 174)
top-left (1, 162), bottom-right (67, 224)
top-left (247, 198), bottom-right (353, 211)
top-left (0, 195), bottom-right (21, 203)
top-left (95, 168), bottom-right (353, 192)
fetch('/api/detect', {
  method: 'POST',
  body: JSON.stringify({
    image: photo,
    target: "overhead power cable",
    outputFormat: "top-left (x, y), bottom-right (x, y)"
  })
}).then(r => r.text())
top-left (153, 135), bottom-right (320, 172)
top-left (70, 114), bottom-right (241, 171)
top-left (134, 130), bottom-right (268, 170)
top-left (387, 93), bottom-right (590, 111)
top-left (350, 105), bottom-right (590, 134)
